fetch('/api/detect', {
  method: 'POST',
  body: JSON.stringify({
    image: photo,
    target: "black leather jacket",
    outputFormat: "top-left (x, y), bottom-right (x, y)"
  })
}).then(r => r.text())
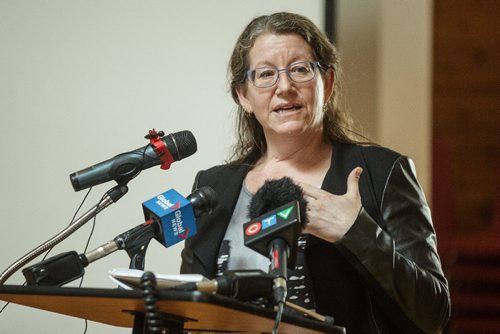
top-left (181, 142), bottom-right (450, 333)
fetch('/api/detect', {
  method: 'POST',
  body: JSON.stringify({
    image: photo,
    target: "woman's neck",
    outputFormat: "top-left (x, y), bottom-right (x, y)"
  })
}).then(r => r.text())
top-left (262, 130), bottom-right (329, 167)
top-left (245, 130), bottom-right (332, 192)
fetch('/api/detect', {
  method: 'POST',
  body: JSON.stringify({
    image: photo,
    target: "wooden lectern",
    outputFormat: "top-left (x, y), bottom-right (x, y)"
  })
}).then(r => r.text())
top-left (0, 285), bottom-right (345, 333)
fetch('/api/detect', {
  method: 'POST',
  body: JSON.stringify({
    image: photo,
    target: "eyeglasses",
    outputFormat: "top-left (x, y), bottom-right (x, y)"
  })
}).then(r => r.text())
top-left (246, 61), bottom-right (323, 88)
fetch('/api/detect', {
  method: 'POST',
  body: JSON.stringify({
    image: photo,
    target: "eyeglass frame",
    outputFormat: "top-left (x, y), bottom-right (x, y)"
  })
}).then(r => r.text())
top-left (245, 60), bottom-right (326, 88)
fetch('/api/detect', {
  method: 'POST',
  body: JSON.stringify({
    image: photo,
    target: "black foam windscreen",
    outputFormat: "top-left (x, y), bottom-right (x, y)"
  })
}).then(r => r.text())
top-left (248, 177), bottom-right (308, 226)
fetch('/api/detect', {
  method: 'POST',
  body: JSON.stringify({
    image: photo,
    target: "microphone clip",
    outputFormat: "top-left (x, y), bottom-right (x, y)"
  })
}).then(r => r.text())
top-left (144, 129), bottom-right (165, 139)
top-left (145, 129), bottom-right (174, 170)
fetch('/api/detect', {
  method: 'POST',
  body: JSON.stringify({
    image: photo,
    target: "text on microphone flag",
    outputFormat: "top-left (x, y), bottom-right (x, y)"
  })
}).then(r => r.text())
top-left (277, 206), bottom-right (294, 220)
top-left (245, 222), bottom-right (262, 236)
top-left (262, 215), bottom-right (277, 230)
top-left (155, 194), bottom-right (181, 210)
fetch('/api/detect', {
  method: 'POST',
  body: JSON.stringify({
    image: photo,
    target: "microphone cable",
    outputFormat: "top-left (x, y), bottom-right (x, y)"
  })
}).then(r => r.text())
top-left (77, 189), bottom-right (101, 334)
top-left (0, 187), bottom-right (93, 323)
top-left (140, 271), bottom-right (165, 333)
top-left (272, 300), bottom-right (285, 334)
top-left (271, 278), bottom-right (286, 334)
top-left (41, 187), bottom-right (94, 262)
top-left (75, 187), bottom-right (122, 334)
top-left (1, 188), bottom-right (95, 334)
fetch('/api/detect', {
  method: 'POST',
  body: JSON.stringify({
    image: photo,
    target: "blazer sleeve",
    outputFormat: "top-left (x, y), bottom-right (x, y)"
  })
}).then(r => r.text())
top-left (336, 156), bottom-right (451, 334)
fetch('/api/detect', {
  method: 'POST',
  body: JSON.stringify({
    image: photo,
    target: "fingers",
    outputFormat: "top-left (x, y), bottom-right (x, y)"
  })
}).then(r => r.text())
top-left (346, 167), bottom-right (363, 198)
top-left (297, 167), bottom-right (362, 199)
top-left (297, 167), bottom-right (362, 200)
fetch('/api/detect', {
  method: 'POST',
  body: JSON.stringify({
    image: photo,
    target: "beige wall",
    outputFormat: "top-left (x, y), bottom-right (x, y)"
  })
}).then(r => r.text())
top-left (338, 0), bottom-right (433, 198)
top-left (0, 2), bottom-right (323, 333)
top-left (0, 1), bottom-right (433, 333)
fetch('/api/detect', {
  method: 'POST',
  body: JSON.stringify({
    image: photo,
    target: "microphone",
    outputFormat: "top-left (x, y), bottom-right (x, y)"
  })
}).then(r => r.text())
top-left (22, 186), bottom-right (218, 286)
top-left (243, 177), bottom-right (307, 303)
top-left (69, 129), bottom-right (197, 191)
top-left (142, 186), bottom-right (218, 248)
top-left (175, 270), bottom-right (274, 302)
top-left (244, 177), bottom-right (308, 271)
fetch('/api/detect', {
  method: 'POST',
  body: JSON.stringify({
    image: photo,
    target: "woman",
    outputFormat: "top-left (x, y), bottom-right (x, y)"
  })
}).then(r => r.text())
top-left (181, 12), bottom-right (450, 333)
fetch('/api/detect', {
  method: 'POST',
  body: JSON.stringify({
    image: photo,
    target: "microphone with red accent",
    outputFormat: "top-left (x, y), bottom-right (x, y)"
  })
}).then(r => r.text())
top-left (243, 177), bottom-right (308, 304)
top-left (69, 130), bottom-right (197, 191)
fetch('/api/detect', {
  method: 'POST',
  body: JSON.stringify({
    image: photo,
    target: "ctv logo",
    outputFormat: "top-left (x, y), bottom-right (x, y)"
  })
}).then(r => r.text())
top-left (245, 222), bottom-right (262, 236)
top-left (277, 206), bottom-right (293, 219)
top-left (262, 215), bottom-right (277, 229)
top-left (245, 206), bottom-right (294, 236)
top-left (156, 194), bottom-right (180, 210)
top-left (245, 214), bottom-right (279, 236)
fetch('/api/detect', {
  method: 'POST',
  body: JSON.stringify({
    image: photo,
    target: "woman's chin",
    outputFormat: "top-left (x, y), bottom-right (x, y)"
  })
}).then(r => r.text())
top-left (269, 121), bottom-right (312, 137)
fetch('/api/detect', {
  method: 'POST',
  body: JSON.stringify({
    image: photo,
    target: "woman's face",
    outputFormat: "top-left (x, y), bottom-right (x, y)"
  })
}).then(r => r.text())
top-left (236, 33), bottom-right (333, 138)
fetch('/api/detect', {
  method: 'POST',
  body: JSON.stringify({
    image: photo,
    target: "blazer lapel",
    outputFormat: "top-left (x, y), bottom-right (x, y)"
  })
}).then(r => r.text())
top-left (191, 163), bottom-right (250, 277)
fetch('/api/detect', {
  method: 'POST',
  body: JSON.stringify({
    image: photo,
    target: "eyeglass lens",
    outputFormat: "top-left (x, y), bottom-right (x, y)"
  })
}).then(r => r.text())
top-left (249, 61), bottom-right (317, 88)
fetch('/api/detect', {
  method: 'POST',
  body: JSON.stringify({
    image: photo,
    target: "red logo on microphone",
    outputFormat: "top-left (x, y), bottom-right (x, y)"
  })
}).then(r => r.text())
top-left (245, 222), bottom-right (262, 236)
top-left (178, 227), bottom-right (190, 239)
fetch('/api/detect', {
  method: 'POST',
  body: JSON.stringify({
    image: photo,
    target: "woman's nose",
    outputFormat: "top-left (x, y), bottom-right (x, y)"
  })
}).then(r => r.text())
top-left (275, 71), bottom-right (293, 93)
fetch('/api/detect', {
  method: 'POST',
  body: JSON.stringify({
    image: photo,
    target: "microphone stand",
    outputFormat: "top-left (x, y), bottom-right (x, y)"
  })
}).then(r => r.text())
top-left (21, 219), bottom-right (158, 286)
top-left (0, 184), bottom-right (128, 285)
top-left (18, 182), bottom-right (220, 286)
top-left (84, 220), bottom-right (158, 270)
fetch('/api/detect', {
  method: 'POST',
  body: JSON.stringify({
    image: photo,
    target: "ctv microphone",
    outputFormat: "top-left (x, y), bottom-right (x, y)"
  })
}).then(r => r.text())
top-left (243, 177), bottom-right (308, 304)
top-left (69, 129), bottom-right (197, 191)
top-left (244, 177), bottom-right (308, 270)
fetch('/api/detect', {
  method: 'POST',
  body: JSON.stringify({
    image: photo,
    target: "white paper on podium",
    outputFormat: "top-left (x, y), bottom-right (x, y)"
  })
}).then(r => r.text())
top-left (108, 268), bottom-right (207, 290)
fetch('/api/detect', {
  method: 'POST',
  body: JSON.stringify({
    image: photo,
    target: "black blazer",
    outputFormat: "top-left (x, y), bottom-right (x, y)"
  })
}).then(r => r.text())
top-left (181, 142), bottom-right (450, 334)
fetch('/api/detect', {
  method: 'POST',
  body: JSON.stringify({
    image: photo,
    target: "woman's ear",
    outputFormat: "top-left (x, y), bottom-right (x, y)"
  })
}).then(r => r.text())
top-left (235, 85), bottom-right (253, 113)
top-left (323, 67), bottom-right (335, 103)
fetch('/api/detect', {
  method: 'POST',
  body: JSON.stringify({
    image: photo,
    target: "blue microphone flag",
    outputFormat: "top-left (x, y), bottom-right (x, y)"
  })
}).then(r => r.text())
top-left (142, 189), bottom-right (196, 247)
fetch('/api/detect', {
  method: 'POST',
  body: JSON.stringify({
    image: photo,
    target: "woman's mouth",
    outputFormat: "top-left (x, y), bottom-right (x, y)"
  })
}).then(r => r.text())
top-left (273, 104), bottom-right (302, 114)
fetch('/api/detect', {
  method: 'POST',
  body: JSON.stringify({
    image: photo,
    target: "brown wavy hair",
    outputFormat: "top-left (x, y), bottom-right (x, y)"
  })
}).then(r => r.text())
top-left (228, 12), bottom-right (364, 164)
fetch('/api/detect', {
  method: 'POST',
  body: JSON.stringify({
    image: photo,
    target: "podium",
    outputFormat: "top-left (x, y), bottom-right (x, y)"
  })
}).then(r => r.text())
top-left (0, 285), bottom-right (345, 333)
